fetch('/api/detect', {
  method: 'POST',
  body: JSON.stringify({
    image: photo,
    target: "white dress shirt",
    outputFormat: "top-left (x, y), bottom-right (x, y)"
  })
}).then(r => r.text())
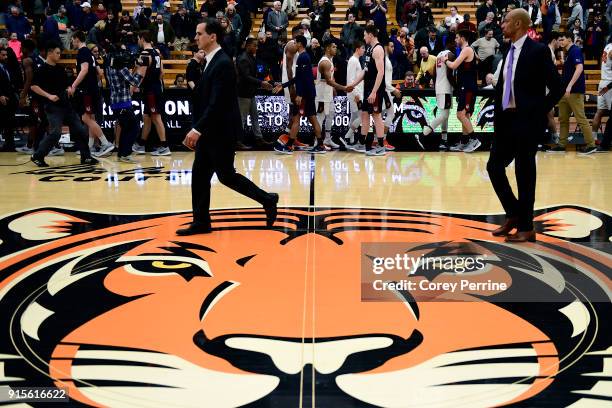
top-left (502, 33), bottom-right (527, 110)
top-left (191, 46), bottom-right (223, 136)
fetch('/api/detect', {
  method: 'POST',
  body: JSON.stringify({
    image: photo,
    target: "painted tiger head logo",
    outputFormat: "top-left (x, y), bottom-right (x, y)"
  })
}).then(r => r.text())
top-left (0, 206), bottom-right (610, 407)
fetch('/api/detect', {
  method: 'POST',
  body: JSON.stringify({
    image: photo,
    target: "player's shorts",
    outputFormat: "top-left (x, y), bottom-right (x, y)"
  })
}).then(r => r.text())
top-left (457, 88), bottom-right (476, 114)
top-left (289, 103), bottom-right (300, 117)
top-left (80, 93), bottom-right (102, 115)
top-left (316, 100), bottom-right (333, 115)
top-left (362, 86), bottom-right (385, 114)
top-left (298, 97), bottom-right (316, 117)
top-left (597, 82), bottom-right (612, 110)
top-left (436, 93), bottom-right (453, 110)
top-left (143, 92), bottom-right (164, 115)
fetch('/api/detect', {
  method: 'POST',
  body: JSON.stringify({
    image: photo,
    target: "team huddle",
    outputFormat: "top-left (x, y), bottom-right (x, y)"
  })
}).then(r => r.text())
top-left (271, 27), bottom-right (484, 155)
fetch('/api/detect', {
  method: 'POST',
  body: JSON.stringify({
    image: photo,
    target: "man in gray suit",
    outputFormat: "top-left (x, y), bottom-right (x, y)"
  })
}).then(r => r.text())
top-left (267, 1), bottom-right (289, 42)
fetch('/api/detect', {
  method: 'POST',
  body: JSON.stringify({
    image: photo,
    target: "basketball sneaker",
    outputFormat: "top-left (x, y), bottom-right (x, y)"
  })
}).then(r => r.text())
top-left (383, 139), bottom-right (395, 151)
top-left (151, 146), bottom-right (171, 156)
top-left (351, 143), bottom-right (366, 152)
top-left (366, 146), bottom-right (386, 156)
top-left (323, 135), bottom-right (340, 149)
top-left (310, 144), bottom-right (327, 154)
top-left (132, 142), bottom-right (145, 154)
top-left (48, 147), bottom-right (65, 156)
top-left (94, 143), bottom-right (115, 157)
top-left (16, 146), bottom-right (33, 154)
top-left (450, 142), bottom-right (466, 152)
top-left (274, 141), bottom-right (293, 154)
top-left (462, 138), bottom-right (481, 153)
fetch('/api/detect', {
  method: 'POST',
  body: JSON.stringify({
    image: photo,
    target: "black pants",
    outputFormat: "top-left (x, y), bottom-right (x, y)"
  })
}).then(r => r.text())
top-left (34, 103), bottom-right (91, 160)
top-left (486, 111), bottom-right (538, 231)
top-left (116, 106), bottom-right (138, 157)
top-left (191, 141), bottom-right (271, 226)
top-left (0, 102), bottom-right (17, 149)
top-left (602, 109), bottom-right (612, 150)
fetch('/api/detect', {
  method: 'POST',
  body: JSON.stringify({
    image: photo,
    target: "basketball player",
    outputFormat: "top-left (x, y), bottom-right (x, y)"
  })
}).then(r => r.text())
top-left (592, 39), bottom-right (612, 136)
top-left (276, 27), bottom-right (310, 151)
top-left (70, 31), bottom-right (115, 157)
top-left (273, 35), bottom-right (327, 154)
top-left (348, 25), bottom-right (388, 156)
top-left (133, 31), bottom-right (171, 156)
top-left (382, 41), bottom-right (401, 151)
top-left (345, 40), bottom-right (365, 150)
top-left (316, 40), bottom-right (352, 150)
top-left (443, 30), bottom-right (480, 153)
top-left (421, 42), bottom-right (456, 151)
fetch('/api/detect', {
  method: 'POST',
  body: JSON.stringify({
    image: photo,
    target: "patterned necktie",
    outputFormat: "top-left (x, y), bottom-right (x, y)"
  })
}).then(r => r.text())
top-left (502, 45), bottom-right (515, 110)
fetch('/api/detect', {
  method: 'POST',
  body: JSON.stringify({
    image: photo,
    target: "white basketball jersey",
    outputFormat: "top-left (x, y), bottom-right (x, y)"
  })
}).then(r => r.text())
top-left (435, 50), bottom-right (453, 95)
top-left (316, 55), bottom-right (334, 103)
top-left (601, 43), bottom-right (612, 83)
top-left (347, 55), bottom-right (364, 100)
top-left (282, 41), bottom-right (298, 103)
top-left (385, 55), bottom-right (394, 93)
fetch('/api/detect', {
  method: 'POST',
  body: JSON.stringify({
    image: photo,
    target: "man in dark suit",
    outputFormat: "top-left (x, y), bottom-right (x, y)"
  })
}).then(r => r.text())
top-left (0, 47), bottom-right (18, 151)
top-left (487, 9), bottom-right (562, 242)
top-left (179, 19), bottom-right (278, 236)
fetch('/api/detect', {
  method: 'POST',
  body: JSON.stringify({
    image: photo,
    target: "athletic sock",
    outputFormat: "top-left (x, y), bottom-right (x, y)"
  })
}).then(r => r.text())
top-left (358, 132), bottom-right (366, 145)
top-left (467, 131), bottom-right (475, 142)
top-left (88, 136), bottom-right (94, 149)
top-left (160, 140), bottom-right (168, 147)
top-left (365, 134), bottom-right (374, 150)
top-left (377, 137), bottom-right (385, 147)
top-left (284, 126), bottom-right (290, 134)
top-left (98, 135), bottom-right (110, 145)
top-left (441, 132), bottom-right (448, 141)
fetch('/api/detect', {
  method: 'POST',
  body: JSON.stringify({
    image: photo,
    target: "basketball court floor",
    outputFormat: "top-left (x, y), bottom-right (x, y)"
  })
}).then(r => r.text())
top-left (0, 150), bottom-right (610, 407)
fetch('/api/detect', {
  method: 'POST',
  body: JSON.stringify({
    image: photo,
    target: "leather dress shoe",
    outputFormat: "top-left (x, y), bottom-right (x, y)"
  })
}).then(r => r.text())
top-left (264, 193), bottom-right (279, 227)
top-left (505, 230), bottom-right (536, 243)
top-left (176, 224), bottom-right (212, 236)
top-left (492, 217), bottom-right (518, 237)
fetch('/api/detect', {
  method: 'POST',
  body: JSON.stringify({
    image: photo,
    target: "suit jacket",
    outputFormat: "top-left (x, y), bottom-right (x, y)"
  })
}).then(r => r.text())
top-left (236, 51), bottom-right (262, 98)
top-left (0, 64), bottom-right (17, 109)
top-left (266, 10), bottom-right (289, 40)
top-left (494, 36), bottom-right (562, 140)
top-left (192, 48), bottom-right (242, 147)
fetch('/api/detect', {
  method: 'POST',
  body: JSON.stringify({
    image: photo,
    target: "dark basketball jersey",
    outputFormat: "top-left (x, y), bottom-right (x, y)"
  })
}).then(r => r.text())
top-left (457, 54), bottom-right (478, 91)
top-left (364, 43), bottom-right (385, 94)
top-left (141, 48), bottom-right (163, 94)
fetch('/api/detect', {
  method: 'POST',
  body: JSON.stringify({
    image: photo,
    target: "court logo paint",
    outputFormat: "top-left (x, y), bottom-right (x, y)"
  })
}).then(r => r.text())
top-left (0, 206), bottom-right (610, 407)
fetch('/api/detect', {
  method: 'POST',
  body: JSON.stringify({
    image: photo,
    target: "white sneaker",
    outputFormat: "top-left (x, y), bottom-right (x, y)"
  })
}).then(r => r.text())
top-left (462, 138), bottom-right (482, 153)
top-left (323, 136), bottom-right (340, 149)
top-left (15, 146), bottom-right (33, 154)
top-left (365, 146), bottom-right (386, 156)
top-left (450, 142), bottom-right (466, 152)
top-left (94, 143), bottom-right (115, 157)
top-left (119, 155), bottom-right (138, 163)
top-left (151, 146), bottom-right (171, 156)
top-left (48, 147), bottom-right (65, 156)
top-left (132, 143), bottom-right (145, 154)
top-left (350, 143), bottom-right (366, 152)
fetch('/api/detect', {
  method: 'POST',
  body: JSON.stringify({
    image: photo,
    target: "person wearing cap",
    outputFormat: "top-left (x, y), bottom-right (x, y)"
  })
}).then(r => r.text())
top-left (171, 5), bottom-right (193, 51)
top-left (67, 0), bottom-right (84, 31)
top-left (81, 2), bottom-right (98, 32)
top-left (160, 2), bottom-right (173, 23)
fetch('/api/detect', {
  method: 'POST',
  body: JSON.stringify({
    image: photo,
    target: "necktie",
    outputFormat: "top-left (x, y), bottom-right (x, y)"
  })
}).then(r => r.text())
top-left (502, 45), bottom-right (515, 110)
top-left (0, 64), bottom-right (9, 81)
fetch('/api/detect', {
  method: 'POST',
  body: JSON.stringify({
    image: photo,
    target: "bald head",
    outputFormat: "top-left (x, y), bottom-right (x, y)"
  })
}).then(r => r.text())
top-left (502, 9), bottom-right (530, 41)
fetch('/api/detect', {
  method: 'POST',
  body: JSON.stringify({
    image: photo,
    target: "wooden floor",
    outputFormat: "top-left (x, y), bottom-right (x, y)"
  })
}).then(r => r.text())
top-left (0, 150), bottom-right (610, 407)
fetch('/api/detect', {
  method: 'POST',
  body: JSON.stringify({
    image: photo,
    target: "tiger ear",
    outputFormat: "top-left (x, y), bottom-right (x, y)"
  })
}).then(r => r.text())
top-left (535, 207), bottom-right (605, 239)
top-left (6, 210), bottom-right (89, 241)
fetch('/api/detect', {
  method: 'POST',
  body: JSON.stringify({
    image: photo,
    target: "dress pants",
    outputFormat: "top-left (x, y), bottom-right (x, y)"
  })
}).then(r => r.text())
top-left (486, 110), bottom-right (538, 232)
top-left (191, 140), bottom-right (272, 227)
top-left (34, 103), bottom-right (91, 160)
top-left (558, 93), bottom-right (595, 147)
top-left (116, 106), bottom-right (138, 158)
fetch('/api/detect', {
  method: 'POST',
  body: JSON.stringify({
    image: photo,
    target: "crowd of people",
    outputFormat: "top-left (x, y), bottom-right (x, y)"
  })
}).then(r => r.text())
top-left (1, 0), bottom-right (612, 159)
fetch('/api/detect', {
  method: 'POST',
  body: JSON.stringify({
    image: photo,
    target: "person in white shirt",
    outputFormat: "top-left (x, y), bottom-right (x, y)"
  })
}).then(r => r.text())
top-left (382, 41), bottom-right (401, 150)
top-left (316, 40), bottom-right (351, 149)
top-left (592, 39), bottom-right (612, 135)
top-left (345, 40), bottom-right (365, 149)
top-left (445, 6), bottom-right (464, 28)
top-left (422, 43), bottom-right (455, 150)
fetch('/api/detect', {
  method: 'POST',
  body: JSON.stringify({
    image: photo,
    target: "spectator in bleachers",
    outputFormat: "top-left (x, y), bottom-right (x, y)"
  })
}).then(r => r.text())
top-left (415, 46), bottom-right (435, 86)
top-left (171, 73), bottom-right (187, 87)
top-left (341, 13), bottom-right (364, 53)
top-left (541, 0), bottom-right (560, 42)
top-left (389, 27), bottom-right (407, 78)
top-left (444, 6), bottom-right (463, 28)
top-left (171, 5), bottom-right (193, 51)
top-left (160, 2), bottom-right (173, 23)
top-left (309, 0), bottom-right (334, 40)
top-left (256, 30), bottom-right (282, 79)
top-left (524, 0), bottom-right (541, 27)
top-left (183, 0), bottom-right (195, 11)
top-left (6, 6), bottom-right (31, 40)
top-left (585, 13), bottom-right (607, 60)
top-left (150, 13), bottom-right (175, 58)
top-left (67, 0), bottom-right (84, 31)
top-left (307, 37), bottom-right (323, 63)
top-left (301, 18), bottom-right (313, 45)
top-left (0, 36), bottom-right (23, 91)
top-left (346, 0), bottom-right (360, 21)
top-left (478, 11), bottom-right (502, 42)
top-left (100, 10), bottom-right (118, 46)
top-left (567, 0), bottom-right (584, 30)
top-left (54, 6), bottom-right (71, 50)
top-left (81, 3), bottom-right (98, 33)
top-left (458, 13), bottom-right (476, 32)
top-left (471, 28), bottom-right (499, 83)
top-left (226, 4), bottom-right (242, 41)
top-left (186, 48), bottom-right (205, 91)
top-left (152, 0), bottom-right (164, 13)
top-left (42, 7), bottom-right (61, 46)
top-left (95, 3), bottom-right (108, 21)
top-left (28, 0), bottom-right (48, 35)
top-left (220, 15), bottom-right (237, 58)
top-left (570, 18), bottom-right (585, 43)
top-left (476, 0), bottom-right (497, 25)
top-left (106, 0), bottom-right (123, 14)
top-left (267, 1), bottom-right (289, 42)
top-left (118, 11), bottom-right (139, 53)
top-left (369, 0), bottom-right (387, 37)
top-left (401, 0), bottom-right (418, 33)
top-left (133, 0), bottom-right (148, 20)
top-left (282, 0), bottom-right (299, 18)
top-left (8, 32), bottom-right (21, 61)
top-left (86, 19), bottom-right (104, 44)
top-left (415, 25), bottom-right (442, 64)
top-left (233, 0), bottom-right (251, 42)
top-left (416, 0), bottom-right (434, 32)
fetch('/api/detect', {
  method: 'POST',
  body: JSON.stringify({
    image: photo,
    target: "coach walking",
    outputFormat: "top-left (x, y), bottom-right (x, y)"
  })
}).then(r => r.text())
top-left (179, 19), bottom-right (278, 236)
top-left (487, 9), bottom-right (562, 242)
